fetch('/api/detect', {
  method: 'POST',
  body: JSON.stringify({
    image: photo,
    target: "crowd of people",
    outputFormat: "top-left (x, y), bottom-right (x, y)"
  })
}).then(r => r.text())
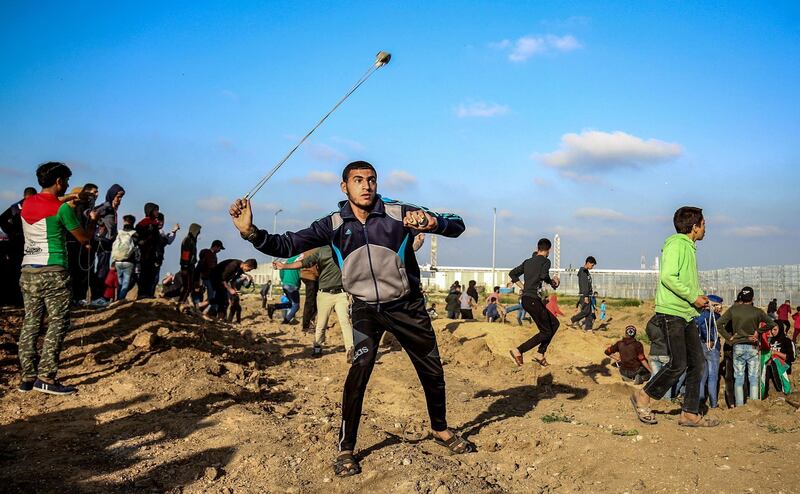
top-left (0, 162), bottom-right (262, 394)
top-left (2, 159), bottom-right (798, 477)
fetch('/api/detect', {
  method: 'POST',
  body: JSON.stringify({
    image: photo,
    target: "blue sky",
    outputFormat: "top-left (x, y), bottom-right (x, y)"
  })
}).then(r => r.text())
top-left (1, 1), bottom-right (798, 273)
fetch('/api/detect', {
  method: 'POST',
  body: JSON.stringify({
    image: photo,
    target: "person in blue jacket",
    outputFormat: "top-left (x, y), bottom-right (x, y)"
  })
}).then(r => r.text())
top-left (695, 294), bottom-right (723, 408)
top-left (229, 161), bottom-right (473, 477)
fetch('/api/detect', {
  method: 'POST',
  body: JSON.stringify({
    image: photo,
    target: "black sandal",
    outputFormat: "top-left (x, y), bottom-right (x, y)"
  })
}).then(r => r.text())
top-left (433, 432), bottom-right (476, 454)
top-left (333, 452), bottom-right (361, 477)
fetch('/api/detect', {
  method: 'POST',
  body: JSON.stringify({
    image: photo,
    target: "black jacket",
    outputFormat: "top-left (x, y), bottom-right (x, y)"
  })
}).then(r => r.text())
top-left (250, 195), bottom-right (464, 306)
top-left (509, 254), bottom-right (554, 298)
top-left (577, 266), bottom-right (593, 296)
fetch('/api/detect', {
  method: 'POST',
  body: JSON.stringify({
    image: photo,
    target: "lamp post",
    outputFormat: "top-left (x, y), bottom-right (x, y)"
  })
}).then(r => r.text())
top-left (491, 207), bottom-right (497, 287)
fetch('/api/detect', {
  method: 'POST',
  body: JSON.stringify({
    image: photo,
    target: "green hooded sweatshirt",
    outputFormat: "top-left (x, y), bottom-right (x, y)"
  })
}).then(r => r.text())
top-left (655, 233), bottom-right (704, 322)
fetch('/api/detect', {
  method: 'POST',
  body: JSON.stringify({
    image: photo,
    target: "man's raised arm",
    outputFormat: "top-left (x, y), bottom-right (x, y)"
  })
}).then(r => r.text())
top-left (230, 198), bottom-right (332, 258)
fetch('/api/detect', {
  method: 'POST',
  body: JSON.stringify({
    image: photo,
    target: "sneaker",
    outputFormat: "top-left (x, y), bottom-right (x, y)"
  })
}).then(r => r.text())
top-left (312, 346), bottom-right (323, 358)
top-left (17, 380), bottom-right (35, 392)
top-left (267, 305), bottom-right (275, 320)
top-left (33, 379), bottom-right (77, 396)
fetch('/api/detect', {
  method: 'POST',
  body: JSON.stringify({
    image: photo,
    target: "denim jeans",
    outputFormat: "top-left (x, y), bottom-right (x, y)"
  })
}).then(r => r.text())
top-left (115, 261), bottom-right (134, 301)
top-left (273, 284), bottom-right (301, 322)
top-left (700, 345), bottom-right (721, 408)
top-left (649, 355), bottom-right (672, 400)
top-left (506, 304), bottom-right (526, 324)
top-left (642, 314), bottom-right (705, 413)
top-left (733, 343), bottom-right (760, 406)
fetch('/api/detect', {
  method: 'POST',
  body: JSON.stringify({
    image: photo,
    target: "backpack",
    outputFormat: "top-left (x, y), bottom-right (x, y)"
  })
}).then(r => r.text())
top-left (112, 230), bottom-right (135, 262)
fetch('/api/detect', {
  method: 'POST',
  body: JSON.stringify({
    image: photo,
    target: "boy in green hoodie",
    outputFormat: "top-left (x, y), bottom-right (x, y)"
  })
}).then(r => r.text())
top-left (630, 207), bottom-right (718, 427)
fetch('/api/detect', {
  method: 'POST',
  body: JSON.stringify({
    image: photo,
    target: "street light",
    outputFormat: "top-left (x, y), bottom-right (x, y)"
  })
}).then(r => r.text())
top-left (492, 207), bottom-right (496, 287)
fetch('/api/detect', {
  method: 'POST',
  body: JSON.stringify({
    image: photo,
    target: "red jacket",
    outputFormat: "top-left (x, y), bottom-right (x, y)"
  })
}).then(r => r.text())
top-left (104, 269), bottom-right (119, 300)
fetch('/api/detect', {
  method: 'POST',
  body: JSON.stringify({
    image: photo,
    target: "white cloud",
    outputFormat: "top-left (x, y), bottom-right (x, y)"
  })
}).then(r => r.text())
top-left (383, 170), bottom-right (418, 191)
top-left (497, 209), bottom-right (514, 219)
top-left (574, 207), bottom-right (629, 221)
top-left (726, 225), bottom-right (784, 238)
top-left (292, 171), bottom-right (340, 185)
top-left (304, 142), bottom-right (345, 162)
top-left (533, 177), bottom-right (550, 187)
top-left (492, 34), bottom-right (582, 62)
top-left (455, 101), bottom-right (510, 118)
top-left (196, 196), bottom-right (229, 211)
top-left (537, 130), bottom-right (683, 173)
top-left (0, 190), bottom-right (18, 201)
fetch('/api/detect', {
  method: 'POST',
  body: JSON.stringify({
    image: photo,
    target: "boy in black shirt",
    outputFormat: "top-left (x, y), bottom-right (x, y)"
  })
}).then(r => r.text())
top-left (508, 238), bottom-right (561, 367)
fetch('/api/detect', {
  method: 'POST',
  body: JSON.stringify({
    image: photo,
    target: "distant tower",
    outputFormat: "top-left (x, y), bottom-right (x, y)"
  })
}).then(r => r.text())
top-left (640, 255), bottom-right (646, 270)
top-left (653, 256), bottom-right (660, 271)
top-left (430, 235), bottom-right (438, 268)
top-left (553, 234), bottom-right (561, 271)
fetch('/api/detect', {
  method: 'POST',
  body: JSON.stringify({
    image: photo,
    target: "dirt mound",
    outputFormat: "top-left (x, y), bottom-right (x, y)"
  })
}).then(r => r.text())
top-left (1, 297), bottom-right (799, 493)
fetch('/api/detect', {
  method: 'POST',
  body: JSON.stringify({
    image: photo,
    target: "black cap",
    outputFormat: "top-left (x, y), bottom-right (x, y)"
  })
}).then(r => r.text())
top-left (211, 239), bottom-right (225, 250)
top-left (739, 286), bottom-right (754, 303)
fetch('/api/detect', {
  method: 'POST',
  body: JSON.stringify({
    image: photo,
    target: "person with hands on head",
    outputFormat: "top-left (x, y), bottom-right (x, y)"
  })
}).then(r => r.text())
top-left (629, 206), bottom-right (717, 427)
top-left (230, 160), bottom-right (472, 478)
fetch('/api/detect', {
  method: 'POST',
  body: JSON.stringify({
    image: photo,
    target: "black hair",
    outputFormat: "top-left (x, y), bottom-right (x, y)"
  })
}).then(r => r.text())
top-left (122, 214), bottom-right (135, 224)
top-left (243, 258), bottom-right (258, 269)
top-left (23, 187), bottom-right (37, 196)
top-left (493, 286), bottom-right (500, 292)
top-left (82, 183), bottom-right (98, 191)
top-left (157, 212), bottom-right (165, 221)
top-left (341, 160), bottom-right (376, 182)
top-left (468, 280), bottom-right (476, 287)
top-left (586, 256), bottom-right (597, 265)
top-left (673, 206), bottom-right (704, 234)
top-left (36, 161), bottom-right (72, 188)
top-left (537, 238), bottom-right (552, 251)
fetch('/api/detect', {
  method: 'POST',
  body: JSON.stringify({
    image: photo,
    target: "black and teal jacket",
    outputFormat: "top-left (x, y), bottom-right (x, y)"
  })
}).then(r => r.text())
top-left (250, 195), bottom-right (464, 306)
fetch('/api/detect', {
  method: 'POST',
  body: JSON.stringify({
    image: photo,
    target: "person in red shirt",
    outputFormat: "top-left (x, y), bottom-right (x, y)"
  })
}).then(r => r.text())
top-left (605, 325), bottom-right (653, 384)
top-left (791, 307), bottom-right (800, 343)
top-left (777, 300), bottom-right (792, 335)
top-left (546, 293), bottom-right (564, 317)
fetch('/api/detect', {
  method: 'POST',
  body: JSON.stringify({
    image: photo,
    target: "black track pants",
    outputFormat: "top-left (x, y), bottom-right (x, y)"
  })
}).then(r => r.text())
top-left (338, 297), bottom-right (447, 452)
top-left (517, 295), bottom-right (560, 355)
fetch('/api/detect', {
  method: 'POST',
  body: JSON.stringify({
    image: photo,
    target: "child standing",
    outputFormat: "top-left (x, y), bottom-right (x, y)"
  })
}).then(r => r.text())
top-left (600, 300), bottom-right (607, 321)
top-left (792, 306), bottom-right (800, 343)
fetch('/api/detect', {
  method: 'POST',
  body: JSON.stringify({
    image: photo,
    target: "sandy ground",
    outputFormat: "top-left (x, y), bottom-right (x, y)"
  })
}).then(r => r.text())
top-left (1, 296), bottom-right (800, 493)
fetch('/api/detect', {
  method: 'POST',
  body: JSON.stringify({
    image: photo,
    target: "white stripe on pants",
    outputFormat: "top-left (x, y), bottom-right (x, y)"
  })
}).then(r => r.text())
top-left (315, 291), bottom-right (354, 350)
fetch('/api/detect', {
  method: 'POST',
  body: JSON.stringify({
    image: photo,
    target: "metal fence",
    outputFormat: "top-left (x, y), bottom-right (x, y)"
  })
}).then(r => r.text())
top-left (699, 265), bottom-right (800, 307)
top-left (424, 264), bottom-right (800, 304)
